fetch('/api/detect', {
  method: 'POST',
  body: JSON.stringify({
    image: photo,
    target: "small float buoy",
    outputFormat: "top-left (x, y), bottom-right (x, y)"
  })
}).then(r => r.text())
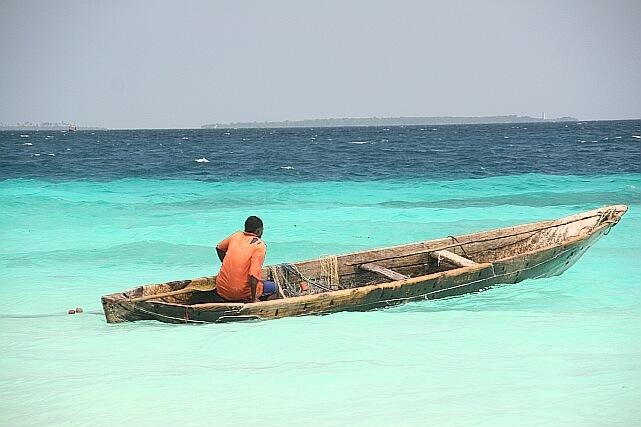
top-left (68, 309), bottom-right (76, 315)
top-left (299, 281), bottom-right (309, 292)
top-left (75, 307), bottom-right (83, 313)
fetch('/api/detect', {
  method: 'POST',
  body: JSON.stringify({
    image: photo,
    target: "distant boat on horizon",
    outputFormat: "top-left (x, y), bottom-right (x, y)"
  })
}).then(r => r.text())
top-left (68, 123), bottom-right (77, 132)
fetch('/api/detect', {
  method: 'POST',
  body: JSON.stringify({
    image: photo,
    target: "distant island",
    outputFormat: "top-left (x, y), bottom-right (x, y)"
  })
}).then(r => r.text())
top-left (202, 115), bottom-right (578, 129)
top-left (0, 121), bottom-right (107, 131)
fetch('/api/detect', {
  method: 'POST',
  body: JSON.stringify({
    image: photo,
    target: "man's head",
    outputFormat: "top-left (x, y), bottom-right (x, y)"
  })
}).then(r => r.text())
top-left (244, 216), bottom-right (264, 237)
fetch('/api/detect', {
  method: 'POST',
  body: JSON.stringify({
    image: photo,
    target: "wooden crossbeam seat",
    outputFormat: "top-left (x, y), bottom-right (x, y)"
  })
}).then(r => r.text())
top-left (359, 263), bottom-right (409, 281)
top-left (430, 250), bottom-right (477, 267)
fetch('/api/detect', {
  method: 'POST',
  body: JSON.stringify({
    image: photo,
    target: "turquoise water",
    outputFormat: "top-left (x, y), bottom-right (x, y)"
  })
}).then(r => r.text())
top-left (1, 173), bottom-right (640, 426)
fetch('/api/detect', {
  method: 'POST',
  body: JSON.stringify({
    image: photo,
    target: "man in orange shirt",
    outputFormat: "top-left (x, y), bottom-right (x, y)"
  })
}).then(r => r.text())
top-left (215, 216), bottom-right (278, 302)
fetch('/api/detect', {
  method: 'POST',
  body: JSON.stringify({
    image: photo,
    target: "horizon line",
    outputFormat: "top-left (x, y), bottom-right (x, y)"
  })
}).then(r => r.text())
top-left (2, 116), bottom-right (641, 131)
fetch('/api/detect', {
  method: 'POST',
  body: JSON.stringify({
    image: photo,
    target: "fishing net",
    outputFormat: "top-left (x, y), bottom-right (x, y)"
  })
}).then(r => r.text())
top-left (269, 255), bottom-right (341, 297)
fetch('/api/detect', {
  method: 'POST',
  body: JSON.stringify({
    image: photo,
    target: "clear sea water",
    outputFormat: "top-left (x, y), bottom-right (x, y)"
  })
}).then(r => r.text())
top-left (1, 121), bottom-right (640, 426)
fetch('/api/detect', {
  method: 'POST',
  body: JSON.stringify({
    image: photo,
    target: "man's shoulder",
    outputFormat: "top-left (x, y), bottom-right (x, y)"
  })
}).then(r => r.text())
top-left (249, 236), bottom-right (265, 246)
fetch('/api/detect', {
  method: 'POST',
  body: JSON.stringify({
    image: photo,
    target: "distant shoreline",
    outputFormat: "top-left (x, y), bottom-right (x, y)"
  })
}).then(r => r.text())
top-left (202, 115), bottom-right (578, 129)
top-left (0, 126), bottom-right (107, 131)
top-left (8, 117), bottom-right (641, 132)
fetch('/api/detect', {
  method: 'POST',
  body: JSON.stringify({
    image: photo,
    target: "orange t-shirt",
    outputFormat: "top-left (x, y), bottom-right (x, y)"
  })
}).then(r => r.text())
top-left (215, 231), bottom-right (266, 302)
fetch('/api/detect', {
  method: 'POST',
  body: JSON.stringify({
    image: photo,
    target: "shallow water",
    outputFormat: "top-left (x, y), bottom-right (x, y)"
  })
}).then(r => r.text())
top-left (1, 122), bottom-right (641, 426)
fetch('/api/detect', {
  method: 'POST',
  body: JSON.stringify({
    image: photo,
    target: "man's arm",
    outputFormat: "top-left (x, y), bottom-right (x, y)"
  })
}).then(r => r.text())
top-left (216, 233), bottom-right (234, 262)
top-left (248, 243), bottom-right (266, 302)
top-left (216, 247), bottom-right (226, 262)
top-left (249, 275), bottom-right (259, 302)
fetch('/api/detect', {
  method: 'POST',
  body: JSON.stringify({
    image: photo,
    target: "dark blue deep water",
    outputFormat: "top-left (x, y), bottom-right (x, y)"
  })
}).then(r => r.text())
top-left (2, 120), bottom-right (640, 181)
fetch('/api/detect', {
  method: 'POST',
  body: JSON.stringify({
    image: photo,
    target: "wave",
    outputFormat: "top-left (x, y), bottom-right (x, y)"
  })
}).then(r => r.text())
top-left (1, 240), bottom-right (215, 268)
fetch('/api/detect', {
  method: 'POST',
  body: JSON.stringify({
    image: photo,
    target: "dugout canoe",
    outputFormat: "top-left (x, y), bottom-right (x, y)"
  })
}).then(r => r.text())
top-left (101, 205), bottom-right (627, 324)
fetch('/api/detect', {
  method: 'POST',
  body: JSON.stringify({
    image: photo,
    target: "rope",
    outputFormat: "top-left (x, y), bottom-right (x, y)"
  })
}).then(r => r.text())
top-left (0, 310), bottom-right (103, 319)
top-left (346, 211), bottom-right (614, 267)
top-left (591, 206), bottom-right (618, 232)
top-left (448, 235), bottom-right (469, 257)
top-left (319, 255), bottom-right (339, 289)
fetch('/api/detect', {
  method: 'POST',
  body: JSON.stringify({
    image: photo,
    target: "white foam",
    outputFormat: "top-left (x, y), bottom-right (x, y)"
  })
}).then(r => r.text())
top-left (182, 137), bottom-right (189, 140)
top-left (615, 136), bottom-right (622, 139)
top-left (22, 142), bottom-right (33, 146)
top-left (280, 166), bottom-right (294, 170)
top-left (47, 153), bottom-right (55, 156)
top-left (45, 135), bottom-right (54, 139)
top-left (20, 134), bottom-right (29, 138)
top-left (504, 136), bottom-right (509, 139)
top-left (195, 157), bottom-right (210, 163)
top-left (34, 153), bottom-right (41, 156)
top-left (350, 141), bottom-right (369, 144)
top-left (632, 135), bottom-right (641, 139)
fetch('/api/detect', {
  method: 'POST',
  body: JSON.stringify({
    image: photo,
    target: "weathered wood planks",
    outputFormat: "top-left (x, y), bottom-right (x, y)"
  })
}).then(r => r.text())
top-left (359, 263), bottom-right (409, 281)
top-left (430, 250), bottom-right (477, 267)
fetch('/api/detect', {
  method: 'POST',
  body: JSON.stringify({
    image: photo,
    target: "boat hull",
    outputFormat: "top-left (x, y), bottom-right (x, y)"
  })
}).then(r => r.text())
top-left (101, 205), bottom-right (626, 324)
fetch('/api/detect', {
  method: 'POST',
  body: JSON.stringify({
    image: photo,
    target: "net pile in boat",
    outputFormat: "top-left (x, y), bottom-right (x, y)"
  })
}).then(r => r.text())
top-left (269, 255), bottom-right (342, 297)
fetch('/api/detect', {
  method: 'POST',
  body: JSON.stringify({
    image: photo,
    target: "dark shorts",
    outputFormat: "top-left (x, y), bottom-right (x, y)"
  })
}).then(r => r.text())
top-left (262, 280), bottom-right (278, 296)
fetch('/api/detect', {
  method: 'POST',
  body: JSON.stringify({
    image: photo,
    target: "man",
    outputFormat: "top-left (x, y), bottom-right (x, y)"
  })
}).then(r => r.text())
top-left (215, 216), bottom-right (278, 302)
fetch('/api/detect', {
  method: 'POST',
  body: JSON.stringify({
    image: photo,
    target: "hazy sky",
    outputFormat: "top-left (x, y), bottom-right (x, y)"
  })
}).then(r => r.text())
top-left (1, 0), bottom-right (640, 129)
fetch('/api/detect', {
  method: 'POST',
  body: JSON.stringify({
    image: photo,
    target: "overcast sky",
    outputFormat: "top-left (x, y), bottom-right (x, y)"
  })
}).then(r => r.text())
top-left (1, 0), bottom-right (640, 129)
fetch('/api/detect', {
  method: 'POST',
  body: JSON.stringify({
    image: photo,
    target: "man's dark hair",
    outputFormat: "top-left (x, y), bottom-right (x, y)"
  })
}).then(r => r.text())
top-left (244, 216), bottom-right (263, 233)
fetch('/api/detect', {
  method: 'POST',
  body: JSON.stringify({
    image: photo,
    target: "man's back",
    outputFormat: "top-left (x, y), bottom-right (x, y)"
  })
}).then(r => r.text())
top-left (215, 231), bottom-right (266, 301)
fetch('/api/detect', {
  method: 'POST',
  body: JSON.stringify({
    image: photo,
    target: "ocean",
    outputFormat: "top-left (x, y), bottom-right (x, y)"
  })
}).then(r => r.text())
top-left (1, 121), bottom-right (640, 426)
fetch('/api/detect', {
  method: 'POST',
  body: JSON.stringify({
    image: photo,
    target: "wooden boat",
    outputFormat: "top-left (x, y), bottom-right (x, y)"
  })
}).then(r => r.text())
top-left (101, 205), bottom-right (627, 324)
